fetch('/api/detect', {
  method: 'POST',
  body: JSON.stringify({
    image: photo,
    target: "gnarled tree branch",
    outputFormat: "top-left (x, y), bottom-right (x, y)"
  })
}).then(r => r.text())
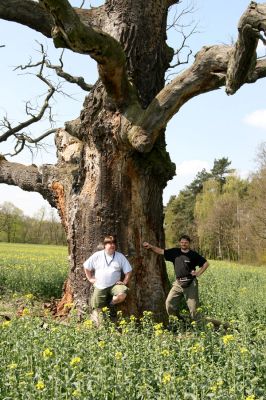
top-left (0, 0), bottom-right (53, 37)
top-left (40, 0), bottom-right (132, 105)
top-left (127, 45), bottom-right (266, 152)
top-left (0, 0), bottom-right (105, 39)
top-left (0, 156), bottom-right (56, 206)
top-left (226, 1), bottom-right (266, 94)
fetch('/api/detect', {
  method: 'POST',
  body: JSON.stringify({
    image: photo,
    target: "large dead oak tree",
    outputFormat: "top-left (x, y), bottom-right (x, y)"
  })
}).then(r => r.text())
top-left (0, 0), bottom-right (266, 320)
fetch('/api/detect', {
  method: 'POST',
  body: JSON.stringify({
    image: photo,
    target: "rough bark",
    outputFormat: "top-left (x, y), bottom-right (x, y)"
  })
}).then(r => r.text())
top-left (226, 1), bottom-right (266, 94)
top-left (1, 1), bottom-right (266, 320)
top-left (0, 0), bottom-right (105, 38)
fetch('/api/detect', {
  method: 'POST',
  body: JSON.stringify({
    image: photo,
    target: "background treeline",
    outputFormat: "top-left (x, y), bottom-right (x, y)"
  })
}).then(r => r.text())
top-left (164, 143), bottom-right (266, 264)
top-left (0, 203), bottom-right (66, 245)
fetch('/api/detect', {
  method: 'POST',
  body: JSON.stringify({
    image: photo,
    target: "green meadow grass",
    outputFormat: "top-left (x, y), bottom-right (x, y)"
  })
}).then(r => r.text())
top-left (0, 243), bottom-right (265, 399)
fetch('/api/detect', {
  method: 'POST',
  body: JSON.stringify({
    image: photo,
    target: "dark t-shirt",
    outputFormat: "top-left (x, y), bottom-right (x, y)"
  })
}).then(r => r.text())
top-left (164, 248), bottom-right (207, 279)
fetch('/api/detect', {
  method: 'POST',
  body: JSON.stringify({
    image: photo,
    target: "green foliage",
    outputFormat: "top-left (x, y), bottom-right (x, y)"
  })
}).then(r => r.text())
top-left (0, 244), bottom-right (265, 399)
top-left (194, 175), bottom-right (249, 260)
top-left (164, 153), bottom-right (266, 264)
top-left (0, 203), bottom-right (66, 245)
top-left (164, 158), bottom-right (235, 249)
top-left (210, 157), bottom-right (235, 189)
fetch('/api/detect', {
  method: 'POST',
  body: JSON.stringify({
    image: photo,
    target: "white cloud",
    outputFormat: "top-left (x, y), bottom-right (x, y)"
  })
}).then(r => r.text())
top-left (175, 160), bottom-right (210, 176)
top-left (244, 109), bottom-right (266, 130)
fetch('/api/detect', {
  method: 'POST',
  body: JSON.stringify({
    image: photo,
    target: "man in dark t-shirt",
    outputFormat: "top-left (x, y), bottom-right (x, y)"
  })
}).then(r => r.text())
top-left (143, 235), bottom-right (209, 320)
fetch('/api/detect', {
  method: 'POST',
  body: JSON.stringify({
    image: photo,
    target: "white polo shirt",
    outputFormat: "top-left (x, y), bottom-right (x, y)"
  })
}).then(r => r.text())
top-left (83, 250), bottom-right (132, 289)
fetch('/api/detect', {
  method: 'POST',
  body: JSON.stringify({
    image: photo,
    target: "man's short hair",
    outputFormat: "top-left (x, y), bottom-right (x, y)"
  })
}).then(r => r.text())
top-left (103, 235), bottom-right (117, 245)
top-left (179, 234), bottom-right (191, 242)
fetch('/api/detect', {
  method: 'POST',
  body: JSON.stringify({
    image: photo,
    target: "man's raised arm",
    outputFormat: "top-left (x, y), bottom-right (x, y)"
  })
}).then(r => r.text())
top-left (143, 242), bottom-right (164, 255)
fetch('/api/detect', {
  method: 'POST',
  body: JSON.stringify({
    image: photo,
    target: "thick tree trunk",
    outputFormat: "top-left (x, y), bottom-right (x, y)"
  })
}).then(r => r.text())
top-left (55, 82), bottom-right (175, 320)
top-left (49, 0), bottom-right (175, 320)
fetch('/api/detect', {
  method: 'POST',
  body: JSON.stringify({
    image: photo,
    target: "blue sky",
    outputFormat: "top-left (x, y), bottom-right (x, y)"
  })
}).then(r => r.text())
top-left (0, 0), bottom-right (265, 217)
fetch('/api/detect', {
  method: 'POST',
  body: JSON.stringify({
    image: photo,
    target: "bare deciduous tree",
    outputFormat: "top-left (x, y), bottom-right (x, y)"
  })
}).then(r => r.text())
top-left (0, 0), bottom-right (266, 319)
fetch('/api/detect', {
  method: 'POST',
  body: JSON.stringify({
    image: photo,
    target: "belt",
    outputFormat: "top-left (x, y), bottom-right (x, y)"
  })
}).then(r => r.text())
top-left (177, 277), bottom-right (193, 282)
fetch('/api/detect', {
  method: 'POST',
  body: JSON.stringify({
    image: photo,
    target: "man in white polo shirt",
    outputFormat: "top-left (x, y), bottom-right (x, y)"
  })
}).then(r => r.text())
top-left (84, 235), bottom-right (132, 319)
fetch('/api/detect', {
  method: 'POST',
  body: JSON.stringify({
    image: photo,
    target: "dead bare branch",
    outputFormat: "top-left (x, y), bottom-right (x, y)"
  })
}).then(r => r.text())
top-left (43, 49), bottom-right (93, 91)
top-left (0, 54), bottom-right (60, 155)
top-left (3, 129), bottom-right (57, 157)
top-left (167, 1), bottom-right (196, 31)
top-left (166, 1), bottom-right (199, 78)
top-left (0, 72), bottom-right (56, 143)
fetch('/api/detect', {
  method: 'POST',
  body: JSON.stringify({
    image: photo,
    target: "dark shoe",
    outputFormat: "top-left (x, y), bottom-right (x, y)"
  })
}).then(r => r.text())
top-left (109, 303), bottom-right (117, 318)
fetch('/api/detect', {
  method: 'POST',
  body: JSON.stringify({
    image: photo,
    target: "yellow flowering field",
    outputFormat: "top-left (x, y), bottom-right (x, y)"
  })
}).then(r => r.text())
top-left (0, 242), bottom-right (68, 298)
top-left (0, 244), bottom-right (265, 399)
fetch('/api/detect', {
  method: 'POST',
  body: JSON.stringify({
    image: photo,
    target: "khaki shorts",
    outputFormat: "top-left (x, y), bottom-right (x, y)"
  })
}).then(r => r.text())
top-left (92, 284), bottom-right (128, 309)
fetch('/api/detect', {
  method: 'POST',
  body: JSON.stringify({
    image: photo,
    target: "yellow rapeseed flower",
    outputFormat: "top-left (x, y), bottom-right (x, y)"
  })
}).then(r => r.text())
top-left (21, 308), bottom-right (30, 316)
top-left (42, 348), bottom-right (53, 359)
top-left (2, 320), bottom-right (11, 328)
top-left (161, 349), bottom-right (170, 357)
top-left (72, 389), bottom-right (81, 398)
top-left (240, 347), bottom-right (248, 354)
top-left (190, 343), bottom-right (204, 353)
top-left (36, 380), bottom-right (45, 390)
top-left (222, 334), bottom-right (235, 345)
top-left (143, 311), bottom-right (153, 317)
top-left (25, 293), bottom-right (34, 300)
top-left (83, 320), bottom-right (93, 329)
top-left (210, 384), bottom-right (217, 393)
top-left (70, 357), bottom-right (81, 367)
top-left (154, 323), bottom-right (163, 330)
top-left (162, 372), bottom-right (172, 384)
top-left (8, 363), bottom-right (18, 369)
top-left (115, 351), bottom-right (123, 360)
top-left (119, 319), bottom-right (127, 326)
top-left (245, 395), bottom-right (256, 400)
top-left (98, 341), bottom-right (105, 348)
top-left (102, 306), bottom-right (109, 313)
